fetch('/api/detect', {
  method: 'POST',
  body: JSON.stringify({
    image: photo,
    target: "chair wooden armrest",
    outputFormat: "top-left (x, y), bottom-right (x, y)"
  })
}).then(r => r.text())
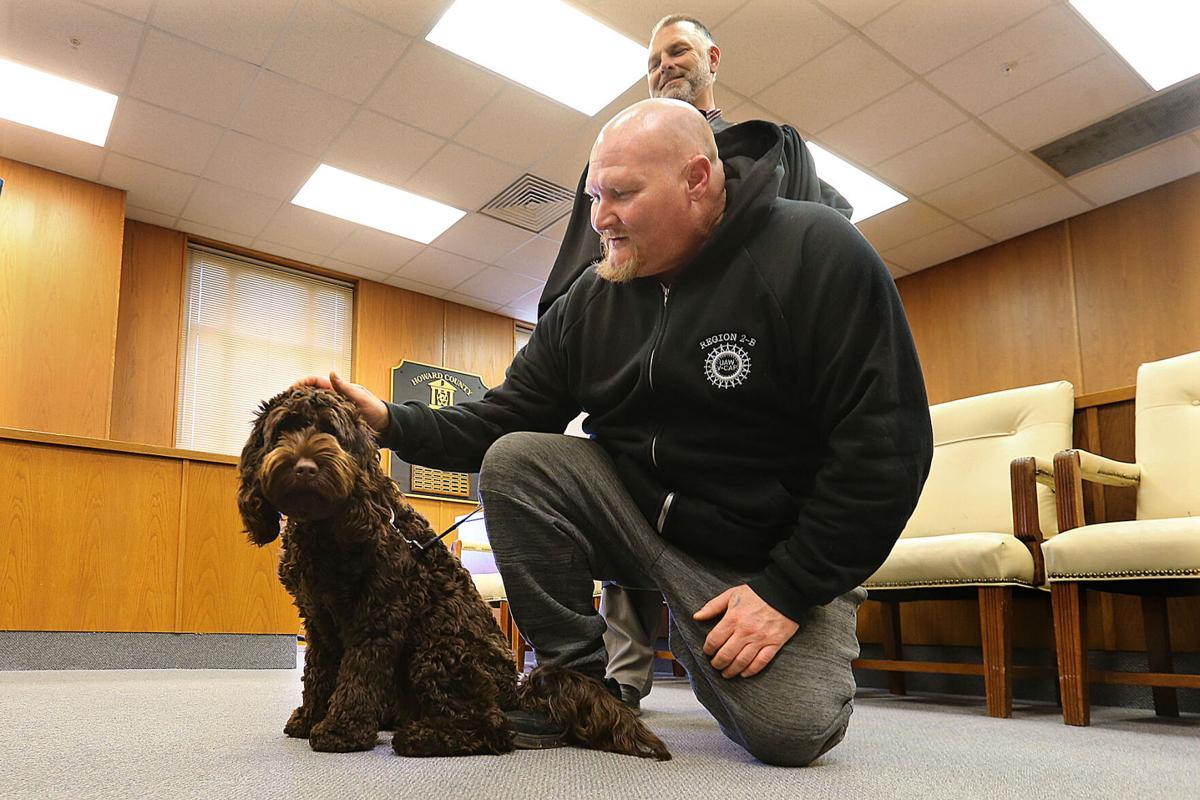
top-left (1010, 457), bottom-right (1046, 584)
top-left (1032, 456), bottom-right (1056, 488)
top-left (1052, 449), bottom-right (1142, 533)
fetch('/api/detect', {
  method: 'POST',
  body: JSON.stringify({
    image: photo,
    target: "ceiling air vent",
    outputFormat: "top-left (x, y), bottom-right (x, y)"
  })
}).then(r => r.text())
top-left (480, 173), bottom-right (575, 233)
top-left (1033, 76), bottom-right (1200, 178)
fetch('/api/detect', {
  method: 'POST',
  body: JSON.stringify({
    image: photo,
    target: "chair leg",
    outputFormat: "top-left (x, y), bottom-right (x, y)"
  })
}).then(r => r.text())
top-left (978, 586), bottom-right (1013, 718)
top-left (1051, 582), bottom-right (1090, 726)
top-left (496, 600), bottom-right (511, 639)
top-left (879, 600), bottom-right (906, 696)
top-left (1141, 595), bottom-right (1179, 718)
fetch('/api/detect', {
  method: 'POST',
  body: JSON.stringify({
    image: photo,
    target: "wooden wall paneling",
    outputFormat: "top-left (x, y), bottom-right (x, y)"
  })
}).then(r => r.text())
top-left (111, 221), bottom-right (187, 446)
top-left (353, 280), bottom-right (446, 401)
top-left (443, 304), bottom-right (516, 389)
top-left (1070, 172), bottom-right (1200, 393)
top-left (176, 461), bottom-right (300, 634)
top-left (0, 440), bottom-right (179, 632)
top-left (896, 223), bottom-right (1082, 405)
top-left (0, 158), bottom-right (126, 437)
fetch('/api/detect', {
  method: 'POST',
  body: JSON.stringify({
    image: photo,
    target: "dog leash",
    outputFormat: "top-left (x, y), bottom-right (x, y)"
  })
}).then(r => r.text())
top-left (388, 503), bottom-right (483, 553)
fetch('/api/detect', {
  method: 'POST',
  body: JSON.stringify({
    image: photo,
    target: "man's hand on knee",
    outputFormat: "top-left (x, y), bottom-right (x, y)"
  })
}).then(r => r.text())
top-left (693, 585), bottom-right (799, 679)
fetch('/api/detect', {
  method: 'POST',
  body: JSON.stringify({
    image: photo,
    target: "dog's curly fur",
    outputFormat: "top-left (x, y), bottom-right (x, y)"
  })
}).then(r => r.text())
top-left (237, 386), bottom-right (669, 760)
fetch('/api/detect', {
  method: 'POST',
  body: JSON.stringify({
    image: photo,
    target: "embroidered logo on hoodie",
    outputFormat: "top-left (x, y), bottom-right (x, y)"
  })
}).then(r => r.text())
top-left (700, 332), bottom-right (755, 389)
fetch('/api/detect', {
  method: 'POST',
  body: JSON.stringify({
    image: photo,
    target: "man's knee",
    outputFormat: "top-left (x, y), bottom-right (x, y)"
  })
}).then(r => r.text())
top-left (734, 704), bottom-right (851, 767)
top-left (479, 431), bottom-right (548, 492)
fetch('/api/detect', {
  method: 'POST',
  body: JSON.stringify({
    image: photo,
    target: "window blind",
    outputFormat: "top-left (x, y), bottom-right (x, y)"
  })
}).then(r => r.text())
top-left (175, 246), bottom-right (354, 456)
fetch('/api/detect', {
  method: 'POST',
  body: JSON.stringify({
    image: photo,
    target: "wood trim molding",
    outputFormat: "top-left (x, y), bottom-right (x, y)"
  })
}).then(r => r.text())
top-left (1075, 385), bottom-right (1135, 410)
top-left (0, 426), bottom-right (238, 465)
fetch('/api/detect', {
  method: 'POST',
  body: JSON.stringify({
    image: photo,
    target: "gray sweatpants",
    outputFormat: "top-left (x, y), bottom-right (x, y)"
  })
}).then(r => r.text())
top-left (479, 432), bottom-right (864, 767)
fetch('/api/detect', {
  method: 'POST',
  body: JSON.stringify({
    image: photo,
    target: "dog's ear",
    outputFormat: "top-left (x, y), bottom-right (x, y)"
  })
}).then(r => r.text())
top-left (237, 396), bottom-right (283, 546)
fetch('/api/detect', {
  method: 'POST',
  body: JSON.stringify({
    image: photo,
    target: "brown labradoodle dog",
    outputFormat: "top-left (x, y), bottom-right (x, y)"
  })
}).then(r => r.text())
top-left (237, 385), bottom-right (669, 760)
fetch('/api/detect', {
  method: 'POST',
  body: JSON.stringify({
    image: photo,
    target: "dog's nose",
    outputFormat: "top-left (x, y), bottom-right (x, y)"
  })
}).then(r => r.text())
top-left (293, 458), bottom-right (319, 479)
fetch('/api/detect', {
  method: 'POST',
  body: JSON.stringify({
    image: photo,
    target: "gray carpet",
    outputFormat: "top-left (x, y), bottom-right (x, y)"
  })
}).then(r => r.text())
top-left (1, 653), bottom-right (1196, 800)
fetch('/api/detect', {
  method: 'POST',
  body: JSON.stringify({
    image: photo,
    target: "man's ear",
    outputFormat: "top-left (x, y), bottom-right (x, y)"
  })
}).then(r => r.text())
top-left (684, 154), bottom-right (713, 197)
top-left (708, 43), bottom-right (720, 76)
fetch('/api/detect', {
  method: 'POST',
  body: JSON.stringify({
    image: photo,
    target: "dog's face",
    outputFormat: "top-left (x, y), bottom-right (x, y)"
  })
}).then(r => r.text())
top-left (238, 386), bottom-right (381, 543)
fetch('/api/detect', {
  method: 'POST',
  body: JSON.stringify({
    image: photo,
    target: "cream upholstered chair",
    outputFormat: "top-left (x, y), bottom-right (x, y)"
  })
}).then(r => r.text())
top-left (1044, 350), bottom-right (1200, 726)
top-left (857, 380), bottom-right (1074, 717)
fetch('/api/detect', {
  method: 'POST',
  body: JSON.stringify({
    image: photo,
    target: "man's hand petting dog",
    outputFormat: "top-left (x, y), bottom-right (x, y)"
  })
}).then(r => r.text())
top-left (293, 372), bottom-right (389, 434)
top-left (693, 585), bottom-right (799, 679)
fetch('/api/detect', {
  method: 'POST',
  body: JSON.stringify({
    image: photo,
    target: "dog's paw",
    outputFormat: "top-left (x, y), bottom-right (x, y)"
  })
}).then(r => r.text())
top-left (309, 717), bottom-right (377, 753)
top-left (284, 707), bottom-right (316, 739)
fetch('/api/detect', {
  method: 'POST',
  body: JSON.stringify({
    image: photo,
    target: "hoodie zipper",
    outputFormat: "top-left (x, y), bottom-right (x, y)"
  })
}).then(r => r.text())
top-left (649, 283), bottom-right (670, 467)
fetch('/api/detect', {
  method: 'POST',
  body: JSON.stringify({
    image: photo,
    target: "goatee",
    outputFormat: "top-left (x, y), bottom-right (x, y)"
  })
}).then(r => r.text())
top-left (595, 238), bottom-right (644, 283)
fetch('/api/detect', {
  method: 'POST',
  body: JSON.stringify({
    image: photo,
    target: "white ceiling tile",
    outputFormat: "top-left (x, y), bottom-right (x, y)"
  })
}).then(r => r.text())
top-left (369, 42), bottom-right (506, 139)
top-left (320, 257), bottom-right (393, 284)
top-left (432, 212), bottom-right (537, 264)
top-left (404, 144), bottom-right (524, 212)
top-left (812, 0), bottom-right (904, 28)
top-left (99, 153), bottom-right (198, 216)
top-left (331, 0), bottom-right (448, 37)
top-left (180, 180), bottom-right (281, 238)
top-left (231, 71), bottom-right (358, 157)
top-left (817, 81), bottom-right (966, 165)
top-left (329, 227), bottom-right (424, 274)
top-left (203, 131), bottom-right (320, 201)
top-left (923, 155), bottom-right (1056, 219)
top-left (107, 99), bottom-right (224, 174)
top-left (124, 206), bottom-right (178, 227)
top-left (0, 121), bottom-right (106, 181)
top-left (586, 0), bottom-right (743, 41)
top-left (443, 291), bottom-right (503, 314)
top-left (323, 111), bottom-right (444, 187)
top-left (382, 273), bottom-right (449, 298)
top-left (864, 0), bottom-right (1051, 75)
top-left (265, 0), bottom-right (409, 103)
top-left (720, 100), bottom-right (789, 128)
top-left (883, 260), bottom-right (909, 278)
top-left (455, 87), bottom-right (589, 169)
top-left (925, 5), bottom-right (1105, 115)
top-left (495, 236), bottom-right (561, 281)
top-left (712, 0), bottom-right (849, 97)
top-left (127, 30), bottom-right (260, 127)
top-left (3, 0), bottom-right (144, 93)
top-left (452, 267), bottom-right (543, 307)
top-left (529, 83), bottom-right (646, 188)
top-left (175, 219), bottom-right (253, 247)
top-left (250, 240), bottom-right (325, 268)
top-left (882, 224), bottom-right (992, 271)
top-left (498, 286), bottom-right (543, 325)
top-left (874, 122), bottom-right (1016, 196)
top-left (965, 184), bottom-right (1092, 242)
top-left (84, 0), bottom-right (153, 21)
top-left (150, 0), bottom-right (295, 65)
top-left (1068, 135), bottom-right (1200, 208)
top-left (755, 36), bottom-right (909, 134)
top-left (255, 204), bottom-right (358, 257)
top-left (396, 248), bottom-right (490, 290)
top-left (541, 216), bottom-right (570, 243)
top-left (980, 54), bottom-right (1151, 151)
top-left (854, 200), bottom-right (953, 252)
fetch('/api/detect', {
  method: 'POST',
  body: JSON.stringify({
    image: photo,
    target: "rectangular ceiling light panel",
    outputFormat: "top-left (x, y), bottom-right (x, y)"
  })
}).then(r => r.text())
top-left (427, 0), bottom-right (645, 115)
top-left (1070, 0), bottom-right (1200, 91)
top-left (808, 143), bottom-right (907, 223)
top-left (292, 165), bottom-right (466, 244)
top-left (0, 58), bottom-right (118, 146)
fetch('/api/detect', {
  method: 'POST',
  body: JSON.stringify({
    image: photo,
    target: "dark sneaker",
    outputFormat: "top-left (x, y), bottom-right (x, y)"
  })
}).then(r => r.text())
top-left (618, 684), bottom-right (642, 716)
top-left (506, 708), bottom-right (565, 750)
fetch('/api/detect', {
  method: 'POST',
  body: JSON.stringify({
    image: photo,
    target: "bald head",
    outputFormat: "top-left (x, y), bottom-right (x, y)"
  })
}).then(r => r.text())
top-left (586, 99), bottom-right (726, 284)
top-left (592, 98), bottom-right (718, 165)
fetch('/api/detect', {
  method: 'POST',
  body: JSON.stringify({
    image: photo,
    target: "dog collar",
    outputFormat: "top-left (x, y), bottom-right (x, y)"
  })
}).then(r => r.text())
top-left (390, 503), bottom-right (483, 553)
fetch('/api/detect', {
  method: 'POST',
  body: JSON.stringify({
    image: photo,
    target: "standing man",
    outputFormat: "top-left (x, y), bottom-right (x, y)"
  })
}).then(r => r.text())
top-left (538, 15), bottom-right (854, 712)
top-left (305, 99), bottom-right (932, 765)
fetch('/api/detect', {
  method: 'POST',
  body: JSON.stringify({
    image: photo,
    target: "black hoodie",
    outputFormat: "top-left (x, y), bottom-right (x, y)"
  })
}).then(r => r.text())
top-left (383, 121), bottom-right (933, 621)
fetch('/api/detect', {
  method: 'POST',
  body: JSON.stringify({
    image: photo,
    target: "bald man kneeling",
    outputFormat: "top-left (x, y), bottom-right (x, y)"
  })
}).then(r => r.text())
top-left (309, 99), bottom-right (933, 766)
